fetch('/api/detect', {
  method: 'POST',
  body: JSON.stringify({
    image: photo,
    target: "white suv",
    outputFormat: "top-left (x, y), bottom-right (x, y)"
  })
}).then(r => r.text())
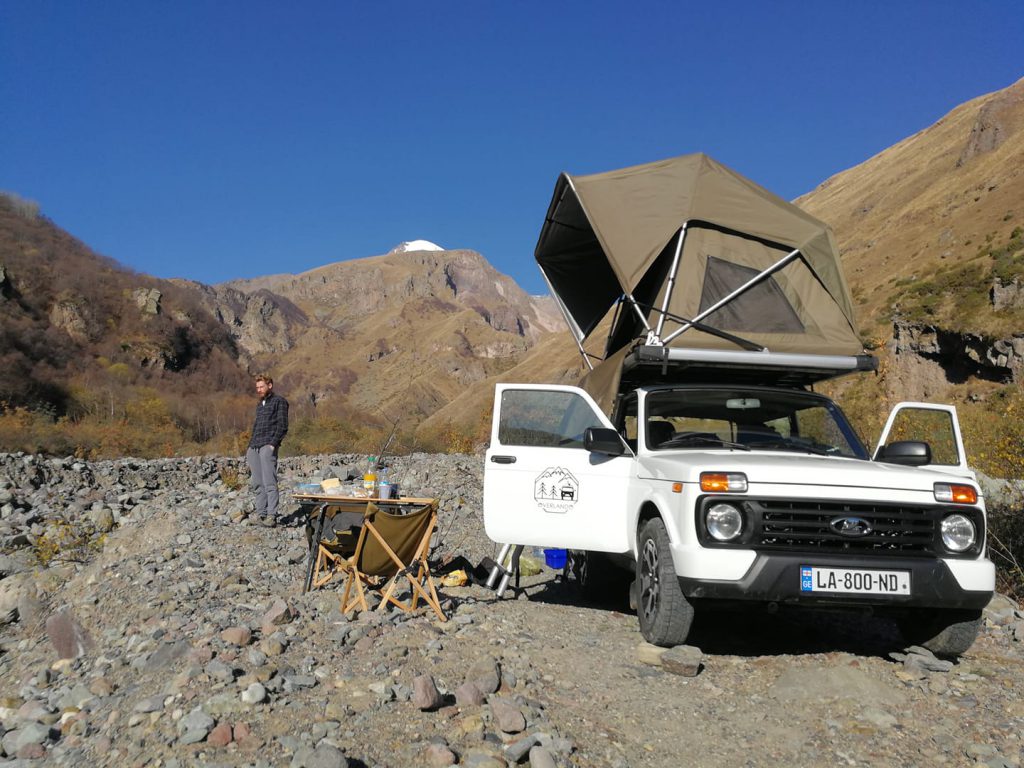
top-left (483, 367), bottom-right (994, 656)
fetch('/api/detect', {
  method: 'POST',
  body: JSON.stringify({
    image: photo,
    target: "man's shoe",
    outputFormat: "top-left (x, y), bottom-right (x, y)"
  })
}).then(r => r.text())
top-left (259, 516), bottom-right (278, 528)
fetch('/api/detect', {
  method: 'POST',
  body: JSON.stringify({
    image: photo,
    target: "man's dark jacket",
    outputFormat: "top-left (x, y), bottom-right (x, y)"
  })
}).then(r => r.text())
top-left (249, 391), bottom-right (289, 449)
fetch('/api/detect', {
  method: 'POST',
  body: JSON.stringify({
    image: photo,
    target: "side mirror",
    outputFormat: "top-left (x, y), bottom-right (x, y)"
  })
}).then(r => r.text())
top-left (584, 427), bottom-right (626, 456)
top-left (876, 440), bottom-right (932, 466)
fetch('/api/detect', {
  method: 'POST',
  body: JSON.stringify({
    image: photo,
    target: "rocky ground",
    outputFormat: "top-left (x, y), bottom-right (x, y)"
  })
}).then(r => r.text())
top-left (1, 451), bottom-right (1023, 767)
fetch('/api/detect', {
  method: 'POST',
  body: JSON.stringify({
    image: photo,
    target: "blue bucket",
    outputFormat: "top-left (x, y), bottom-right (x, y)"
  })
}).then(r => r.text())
top-left (543, 548), bottom-right (567, 570)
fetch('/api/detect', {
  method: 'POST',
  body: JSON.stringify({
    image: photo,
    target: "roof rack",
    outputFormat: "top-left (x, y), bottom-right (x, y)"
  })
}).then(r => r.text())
top-left (620, 345), bottom-right (878, 389)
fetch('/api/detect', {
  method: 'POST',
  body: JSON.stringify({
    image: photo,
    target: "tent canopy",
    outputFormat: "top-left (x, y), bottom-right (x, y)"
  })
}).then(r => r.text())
top-left (535, 154), bottom-right (863, 359)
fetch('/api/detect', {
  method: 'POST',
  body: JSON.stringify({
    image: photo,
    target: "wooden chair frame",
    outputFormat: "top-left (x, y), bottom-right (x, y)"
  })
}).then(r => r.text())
top-left (311, 539), bottom-right (352, 589)
top-left (339, 502), bottom-right (446, 621)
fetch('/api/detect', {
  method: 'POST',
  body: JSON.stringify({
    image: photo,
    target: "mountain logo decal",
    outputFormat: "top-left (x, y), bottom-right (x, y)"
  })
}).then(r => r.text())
top-left (533, 467), bottom-right (580, 514)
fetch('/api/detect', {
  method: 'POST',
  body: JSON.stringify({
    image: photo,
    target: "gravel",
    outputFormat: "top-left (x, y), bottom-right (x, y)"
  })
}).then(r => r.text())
top-left (0, 450), bottom-right (1022, 767)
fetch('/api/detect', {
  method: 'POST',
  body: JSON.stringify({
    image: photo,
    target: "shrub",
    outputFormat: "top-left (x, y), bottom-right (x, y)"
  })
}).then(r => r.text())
top-left (33, 516), bottom-right (105, 566)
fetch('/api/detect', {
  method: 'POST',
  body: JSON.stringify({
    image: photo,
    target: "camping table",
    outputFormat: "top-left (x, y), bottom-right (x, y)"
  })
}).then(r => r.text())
top-left (292, 494), bottom-right (437, 593)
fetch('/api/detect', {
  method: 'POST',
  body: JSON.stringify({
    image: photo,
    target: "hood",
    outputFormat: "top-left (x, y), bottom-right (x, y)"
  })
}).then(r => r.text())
top-left (640, 452), bottom-right (979, 497)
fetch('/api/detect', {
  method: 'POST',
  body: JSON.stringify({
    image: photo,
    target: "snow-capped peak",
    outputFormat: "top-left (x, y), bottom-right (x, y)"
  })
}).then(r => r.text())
top-left (393, 240), bottom-right (444, 253)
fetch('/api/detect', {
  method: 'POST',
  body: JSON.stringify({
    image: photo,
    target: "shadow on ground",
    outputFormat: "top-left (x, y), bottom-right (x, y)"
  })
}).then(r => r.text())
top-left (515, 572), bottom-right (904, 659)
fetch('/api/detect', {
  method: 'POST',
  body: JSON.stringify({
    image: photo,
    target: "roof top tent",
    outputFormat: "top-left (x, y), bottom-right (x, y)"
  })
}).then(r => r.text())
top-left (533, 153), bottom-right (876, 413)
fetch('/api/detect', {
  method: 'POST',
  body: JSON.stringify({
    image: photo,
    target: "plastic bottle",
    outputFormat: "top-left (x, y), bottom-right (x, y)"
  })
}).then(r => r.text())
top-left (378, 466), bottom-right (391, 499)
top-left (362, 456), bottom-right (377, 496)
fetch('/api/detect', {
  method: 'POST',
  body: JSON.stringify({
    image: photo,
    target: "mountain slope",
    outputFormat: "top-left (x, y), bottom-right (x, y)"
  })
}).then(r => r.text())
top-left (203, 245), bottom-right (564, 427)
top-left (797, 76), bottom-right (1024, 337)
top-left (0, 193), bottom-right (253, 450)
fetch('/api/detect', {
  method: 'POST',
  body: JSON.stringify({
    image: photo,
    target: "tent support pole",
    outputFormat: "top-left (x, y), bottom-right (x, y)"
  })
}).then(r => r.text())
top-left (653, 224), bottom-right (688, 343)
top-left (627, 293), bottom-right (652, 334)
top-left (662, 248), bottom-right (802, 345)
top-left (577, 336), bottom-right (594, 370)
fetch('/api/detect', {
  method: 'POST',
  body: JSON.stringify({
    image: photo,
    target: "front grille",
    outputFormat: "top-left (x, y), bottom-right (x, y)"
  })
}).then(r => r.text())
top-left (749, 498), bottom-right (937, 556)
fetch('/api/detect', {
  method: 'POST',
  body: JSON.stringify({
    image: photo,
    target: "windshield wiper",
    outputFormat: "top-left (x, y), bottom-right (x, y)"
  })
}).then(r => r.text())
top-left (660, 434), bottom-right (751, 451)
top-left (745, 439), bottom-right (835, 456)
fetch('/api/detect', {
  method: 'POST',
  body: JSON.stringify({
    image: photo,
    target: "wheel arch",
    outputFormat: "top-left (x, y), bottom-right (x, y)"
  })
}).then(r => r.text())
top-left (635, 501), bottom-right (663, 552)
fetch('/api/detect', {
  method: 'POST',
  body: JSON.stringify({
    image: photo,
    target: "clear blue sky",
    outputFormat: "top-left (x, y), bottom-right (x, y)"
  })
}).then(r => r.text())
top-left (1, 2), bottom-right (1021, 295)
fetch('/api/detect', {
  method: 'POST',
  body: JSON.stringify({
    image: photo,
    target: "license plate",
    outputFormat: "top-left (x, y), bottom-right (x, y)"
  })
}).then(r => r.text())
top-left (800, 566), bottom-right (910, 595)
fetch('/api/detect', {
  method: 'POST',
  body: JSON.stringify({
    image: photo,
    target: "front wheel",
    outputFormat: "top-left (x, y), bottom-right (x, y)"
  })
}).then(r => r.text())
top-left (636, 517), bottom-right (694, 647)
top-left (896, 608), bottom-right (982, 657)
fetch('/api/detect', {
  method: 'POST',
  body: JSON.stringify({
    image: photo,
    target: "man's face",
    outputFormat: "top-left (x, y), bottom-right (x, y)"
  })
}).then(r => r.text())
top-left (255, 380), bottom-right (271, 399)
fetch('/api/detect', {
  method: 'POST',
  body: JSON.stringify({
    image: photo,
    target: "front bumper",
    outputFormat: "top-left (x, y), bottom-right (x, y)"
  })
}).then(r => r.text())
top-left (678, 552), bottom-right (993, 611)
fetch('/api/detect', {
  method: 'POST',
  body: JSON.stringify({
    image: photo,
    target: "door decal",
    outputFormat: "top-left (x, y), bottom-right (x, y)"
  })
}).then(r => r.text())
top-left (534, 467), bottom-right (580, 514)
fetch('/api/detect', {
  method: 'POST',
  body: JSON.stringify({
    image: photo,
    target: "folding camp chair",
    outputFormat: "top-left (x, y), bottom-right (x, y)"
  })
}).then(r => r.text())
top-left (309, 505), bottom-right (362, 590)
top-left (339, 500), bottom-right (446, 621)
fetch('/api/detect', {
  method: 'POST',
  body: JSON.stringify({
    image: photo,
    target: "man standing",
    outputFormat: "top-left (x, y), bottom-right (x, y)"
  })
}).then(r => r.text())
top-left (246, 373), bottom-right (289, 526)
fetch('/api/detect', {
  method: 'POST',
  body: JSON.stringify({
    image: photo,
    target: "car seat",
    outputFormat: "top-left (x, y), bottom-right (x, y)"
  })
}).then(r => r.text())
top-left (646, 420), bottom-right (675, 449)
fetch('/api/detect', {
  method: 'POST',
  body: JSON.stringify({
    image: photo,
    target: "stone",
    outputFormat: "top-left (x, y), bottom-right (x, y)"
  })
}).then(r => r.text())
top-left (145, 640), bottom-right (191, 671)
top-left (45, 608), bottom-right (93, 659)
top-left (17, 590), bottom-right (44, 627)
top-left (89, 676), bottom-right (115, 696)
top-left (206, 659), bottom-right (235, 682)
top-left (233, 721), bottom-right (253, 743)
top-left (1011, 621), bottom-right (1024, 642)
top-left (455, 682), bottom-right (485, 707)
top-left (489, 697), bottom-right (526, 733)
top-left (178, 707), bottom-right (214, 744)
top-left (412, 674), bottom-right (445, 711)
top-left (261, 599), bottom-right (297, 634)
top-left (503, 733), bottom-right (538, 762)
top-left (241, 682), bottom-right (267, 705)
top-left (637, 642), bottom-right (667, 667)
top-left (661, 645), bottom-right (703, 677)
top-left (0, 573), bottom-right (31, 627)
top-left (10, 722), bottom-right (53, 750)
top-left (529, 745), bottom-right (558, 768)
top-left (220, 626), bottom-right (253, 646)
top-left (133, 694), bottom-right (166, 713)
top-left (207, 721), bottom-right (233, 747)
top-left (290, 742), bottom-right (349, 768)
top-left (468, 657), bottom-right (501, 694)
top-left (17, 741), bottom-right (47, 759)
top-left (423, 742), bottom-right (458, 767)
top-left (86, 506), bottom-right (115, 533)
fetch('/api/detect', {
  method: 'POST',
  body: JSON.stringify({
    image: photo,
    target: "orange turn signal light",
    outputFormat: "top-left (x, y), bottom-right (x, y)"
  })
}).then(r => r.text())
top-left (934, 483), bottom-right (978, 504)
top-left (700, 472), bottom-right (748, 493)
top-left (950, 485), bottom-right (978, 504)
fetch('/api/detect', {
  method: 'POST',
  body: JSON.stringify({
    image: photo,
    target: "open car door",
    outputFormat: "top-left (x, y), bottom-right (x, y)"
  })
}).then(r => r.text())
top-left (484, 384), bottom-right (633, 552)
top-left (874, 402), bottom-right (975, 479)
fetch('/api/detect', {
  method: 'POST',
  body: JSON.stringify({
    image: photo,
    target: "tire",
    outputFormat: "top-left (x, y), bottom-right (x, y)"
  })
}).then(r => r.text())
top-left (897, 609), bottom-right (983, 657)
top-left (636, 517), bottom-right (694, 647)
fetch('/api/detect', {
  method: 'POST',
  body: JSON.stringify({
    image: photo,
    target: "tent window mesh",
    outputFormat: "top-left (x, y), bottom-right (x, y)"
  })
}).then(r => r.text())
top-left (698, 256), bottom-right (804, 333)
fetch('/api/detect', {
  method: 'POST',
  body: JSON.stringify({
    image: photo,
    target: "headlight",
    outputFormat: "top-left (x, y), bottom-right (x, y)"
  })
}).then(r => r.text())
top-left (706, 503), bottom-right (743, 541)
top-left (941, 513), bottom-right (976, 552)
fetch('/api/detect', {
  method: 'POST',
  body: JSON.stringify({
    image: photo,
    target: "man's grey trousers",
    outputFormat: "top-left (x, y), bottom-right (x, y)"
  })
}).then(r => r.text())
top-left (246, 444), bottom-right (279, 518)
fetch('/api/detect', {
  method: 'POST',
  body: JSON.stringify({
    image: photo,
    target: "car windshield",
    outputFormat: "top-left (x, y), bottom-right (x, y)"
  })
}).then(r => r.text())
top-left (642, 387), bottom-right (868, 459)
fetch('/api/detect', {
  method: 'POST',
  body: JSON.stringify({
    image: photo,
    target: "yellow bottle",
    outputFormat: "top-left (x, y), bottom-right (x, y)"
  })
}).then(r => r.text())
top-left (362, 456), bottom-right (377, 496)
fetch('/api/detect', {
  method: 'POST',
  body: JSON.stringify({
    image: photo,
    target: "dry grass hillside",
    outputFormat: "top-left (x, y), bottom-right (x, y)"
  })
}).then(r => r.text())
top-left (797, 76), bottom-right (1024, 339)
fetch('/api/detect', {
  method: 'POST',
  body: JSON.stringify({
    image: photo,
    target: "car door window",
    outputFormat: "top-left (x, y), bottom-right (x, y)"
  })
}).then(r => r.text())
top-left (498, 389), bottom-right (604, 448)
top-left (883, 407), bottom-right (960, 465)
